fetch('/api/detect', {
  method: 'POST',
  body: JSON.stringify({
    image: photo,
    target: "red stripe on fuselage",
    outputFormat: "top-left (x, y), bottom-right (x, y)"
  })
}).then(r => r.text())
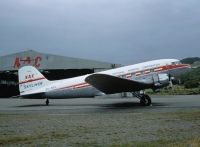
top-left (42, 64), bottom-right (191, 92)
top-left (124, 64), bottom-right (190, 77)
top-left (59, 82), bottom-right (91, 90)
top-left (19, 77), bottom-right (45, 84)
top-left (58, 64), bottom-right (190, 91)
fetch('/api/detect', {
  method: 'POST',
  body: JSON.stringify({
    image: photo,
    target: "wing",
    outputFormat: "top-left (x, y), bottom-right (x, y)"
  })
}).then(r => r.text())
top-left (85, 74), bottom-right (153, 94)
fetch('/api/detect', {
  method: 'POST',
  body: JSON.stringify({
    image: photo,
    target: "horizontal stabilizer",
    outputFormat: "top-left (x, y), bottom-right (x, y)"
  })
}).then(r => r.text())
top-left (21, 92), bottom-right (45, 99)
top-left (11, 92), bottom-right (45, 99)
top-left (85, 74), bottom-right (153, 94)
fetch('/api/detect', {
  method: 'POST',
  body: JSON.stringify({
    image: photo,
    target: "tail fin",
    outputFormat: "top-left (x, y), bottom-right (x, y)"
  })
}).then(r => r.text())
top-left (18, 66), bottom-right (49, 95)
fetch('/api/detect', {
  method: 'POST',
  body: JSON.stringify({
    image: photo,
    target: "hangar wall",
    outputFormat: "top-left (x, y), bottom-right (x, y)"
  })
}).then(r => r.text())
top-left (0, 50), bottom-right (120, 97)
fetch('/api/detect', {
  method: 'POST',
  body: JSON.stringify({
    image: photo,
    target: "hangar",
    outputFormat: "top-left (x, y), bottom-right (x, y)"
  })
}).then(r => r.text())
top-left (0, 50), bottom-right (120, 97)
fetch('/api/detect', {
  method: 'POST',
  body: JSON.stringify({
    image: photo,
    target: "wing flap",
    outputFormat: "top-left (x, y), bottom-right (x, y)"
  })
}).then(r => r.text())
top-left (85, 74), bottom-right (153, 94)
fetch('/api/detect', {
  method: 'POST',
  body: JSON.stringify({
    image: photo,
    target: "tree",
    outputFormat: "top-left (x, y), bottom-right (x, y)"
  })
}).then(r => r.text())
top-left (179, 67), bottom-right (200, 88)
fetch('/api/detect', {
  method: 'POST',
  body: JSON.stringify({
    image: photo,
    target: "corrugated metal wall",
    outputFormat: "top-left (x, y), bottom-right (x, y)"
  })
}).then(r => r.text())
top-left (0, 50), bottom-right (119, 97)
top-left (0, 50), bottom-right (118, 71)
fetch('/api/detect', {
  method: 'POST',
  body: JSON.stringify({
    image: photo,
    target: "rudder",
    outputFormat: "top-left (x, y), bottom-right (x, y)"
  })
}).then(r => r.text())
top-left (18, 66), bottom-right (49, 95)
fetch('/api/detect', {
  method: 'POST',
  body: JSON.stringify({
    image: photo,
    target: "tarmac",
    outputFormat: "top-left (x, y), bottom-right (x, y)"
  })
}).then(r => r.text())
top-left (0, 95), bottom-right (200, 113)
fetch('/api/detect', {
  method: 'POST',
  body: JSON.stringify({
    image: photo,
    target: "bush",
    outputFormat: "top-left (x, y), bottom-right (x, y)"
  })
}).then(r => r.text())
top-left (178, 67), bottom-right (200, 86)
top-left (184, 80), bottom-right (199, 89)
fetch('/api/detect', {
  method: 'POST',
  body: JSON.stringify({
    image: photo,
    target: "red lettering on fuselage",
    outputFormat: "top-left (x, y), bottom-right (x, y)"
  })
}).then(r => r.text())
top-left (25, 74), bottom-right (34, 80)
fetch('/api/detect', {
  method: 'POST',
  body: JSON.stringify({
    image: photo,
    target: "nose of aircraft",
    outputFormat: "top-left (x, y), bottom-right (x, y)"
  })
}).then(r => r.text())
top-left (169, 63), bottom-right (191, 77)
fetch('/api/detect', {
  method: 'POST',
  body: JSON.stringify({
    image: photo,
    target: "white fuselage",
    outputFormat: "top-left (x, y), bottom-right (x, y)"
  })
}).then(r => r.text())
top-left (28, 59), bottom-right (189, 99)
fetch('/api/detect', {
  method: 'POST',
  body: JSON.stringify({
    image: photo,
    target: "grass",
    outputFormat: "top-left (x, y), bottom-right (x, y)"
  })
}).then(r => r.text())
top-left (1, 110), bottom-right (200, 146)
top-left (146, 85), bottom-right (200, 95)
top-left (168, 111), bottom-right (200, 121)
top-left (111, 117), bottom-right (200, 147)
top-left (110, 138), bottom-right (200, 147)
top-left (0, 131), bottom-right (71, 146)
top-left (2, 135), bottom-right (200, 147)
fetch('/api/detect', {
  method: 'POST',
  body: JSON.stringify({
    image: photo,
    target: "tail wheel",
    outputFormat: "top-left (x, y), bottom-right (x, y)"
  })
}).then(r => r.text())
top-left (45, 99), bottom-right (49, 106)
top-left (140, 95), bottom-right (151, 106)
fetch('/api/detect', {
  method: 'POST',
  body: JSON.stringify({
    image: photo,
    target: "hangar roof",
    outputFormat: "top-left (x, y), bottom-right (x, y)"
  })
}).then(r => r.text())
top-left (0, 50), bottom-right (118, 71)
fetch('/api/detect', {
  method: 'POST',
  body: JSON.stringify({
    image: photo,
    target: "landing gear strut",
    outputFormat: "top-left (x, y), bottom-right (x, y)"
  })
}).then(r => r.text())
top-left (132, 92), bottom-right (152, 106)
top-left (45, 99), bottom-right (49, 106)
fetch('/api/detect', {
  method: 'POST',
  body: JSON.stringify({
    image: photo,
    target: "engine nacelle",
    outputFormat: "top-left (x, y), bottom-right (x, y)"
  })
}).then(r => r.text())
top-left (153, 73), bottom-right (170, 88)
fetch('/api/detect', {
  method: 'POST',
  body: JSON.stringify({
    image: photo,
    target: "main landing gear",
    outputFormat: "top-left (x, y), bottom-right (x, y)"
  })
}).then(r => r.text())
top-left (45, 99), bottom-right (49, 106)
top-left (131, 92), bottom-right (152, 106)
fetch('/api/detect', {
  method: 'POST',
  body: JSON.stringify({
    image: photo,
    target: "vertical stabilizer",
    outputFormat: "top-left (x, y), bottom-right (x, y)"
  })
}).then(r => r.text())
top-left (18, 66), bottom-right (49, 95)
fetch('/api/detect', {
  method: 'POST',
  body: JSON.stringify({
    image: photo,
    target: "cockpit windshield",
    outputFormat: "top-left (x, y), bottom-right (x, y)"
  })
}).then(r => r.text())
top-left (171, 61), bottom-right (181, 65)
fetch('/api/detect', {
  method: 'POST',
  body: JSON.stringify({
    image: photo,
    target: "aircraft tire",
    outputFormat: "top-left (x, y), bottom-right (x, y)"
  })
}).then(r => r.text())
top-left (46, 99), bottom-right (49, 106)
top-left (140, 95), bottom-right (151, 106)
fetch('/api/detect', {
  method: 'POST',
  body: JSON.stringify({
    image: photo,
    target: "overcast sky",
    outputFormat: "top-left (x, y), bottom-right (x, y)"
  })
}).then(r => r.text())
top-left (0, 0), bottom-right (200, 64)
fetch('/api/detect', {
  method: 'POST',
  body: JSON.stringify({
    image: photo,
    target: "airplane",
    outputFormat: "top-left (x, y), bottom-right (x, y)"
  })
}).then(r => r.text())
top-left (18, 59), bottom-right (191, 106)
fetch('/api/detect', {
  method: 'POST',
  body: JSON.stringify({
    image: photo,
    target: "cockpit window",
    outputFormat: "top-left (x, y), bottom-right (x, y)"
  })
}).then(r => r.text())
top-left (172, 61), bottom-right (181, 65)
